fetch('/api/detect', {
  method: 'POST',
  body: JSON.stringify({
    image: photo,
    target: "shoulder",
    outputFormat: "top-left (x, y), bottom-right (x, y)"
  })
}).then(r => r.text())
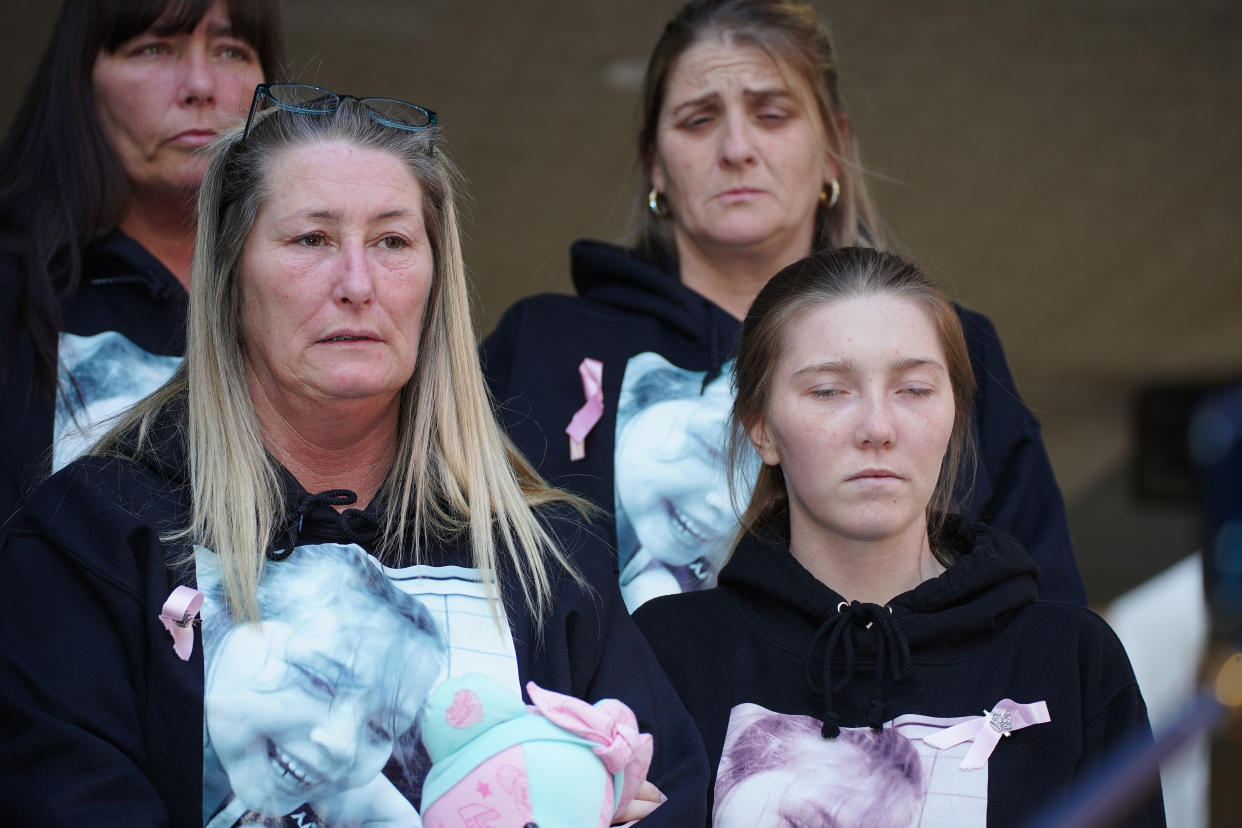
top-left (1007, 599), bottom-right (1140, 698)
top-left (633, 588), bottom-right (736, 646)
top-left (532, 501), bottom-right (615, 579)
top-left (5, 451), bottom-right (185, 596)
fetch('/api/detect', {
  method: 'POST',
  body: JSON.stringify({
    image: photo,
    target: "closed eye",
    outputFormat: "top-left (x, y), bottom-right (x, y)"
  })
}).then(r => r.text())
top-left (811, 388), bottom-right (845, 398)
top-left (900, 387), bottom-right (934, 397)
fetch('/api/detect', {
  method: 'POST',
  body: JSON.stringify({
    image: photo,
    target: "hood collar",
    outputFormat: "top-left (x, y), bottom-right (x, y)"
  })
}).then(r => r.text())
top-left (84, 230), bottom-right (186, 304)
top-left (720, 516), bottom-right (1039, 736)
top-left (569, 240), bottom-right (740, 378)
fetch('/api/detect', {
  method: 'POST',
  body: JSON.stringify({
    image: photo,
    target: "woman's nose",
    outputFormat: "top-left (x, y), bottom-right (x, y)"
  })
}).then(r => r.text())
top-left (856, 396), bottom-right (896, 448)
top-left (333, 243), bottom-right (375, 306)
top-left (178, 49), bottom-right (217, 107)
top-left (719, 112), bottom-right (758, 168)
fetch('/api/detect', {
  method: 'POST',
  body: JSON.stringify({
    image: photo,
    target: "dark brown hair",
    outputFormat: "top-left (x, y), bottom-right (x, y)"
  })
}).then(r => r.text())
top-left (635, 0), bottom-right (883, 263)
top-left (0, 0), bottom-right (283, 402)
top-left (728, 247), bottom-right (976, 555)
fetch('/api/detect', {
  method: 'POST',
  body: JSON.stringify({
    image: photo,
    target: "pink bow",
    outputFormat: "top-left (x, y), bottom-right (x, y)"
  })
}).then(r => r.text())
top-left (922, 698), bottom-right (1051, 769)
top-left (565, 358), bottom-right (604, 461)
top-left (526, 681), bottom-right (653, 812)
top-left (158, 586), bottom-right (204, 661)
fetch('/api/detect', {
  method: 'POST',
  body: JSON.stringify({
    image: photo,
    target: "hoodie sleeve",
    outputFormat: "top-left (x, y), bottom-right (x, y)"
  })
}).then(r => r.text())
top-left (0, 461), bottom-right (198, 827)
top-left (522, 512), bottom-right (710, 826)
top-left (956, 306), bottom-right (1087, 605)
top-left (1074, 614), bottom-right (1167, 827)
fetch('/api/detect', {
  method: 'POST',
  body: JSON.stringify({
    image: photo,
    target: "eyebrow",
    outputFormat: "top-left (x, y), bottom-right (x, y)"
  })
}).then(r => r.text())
top-left (791, 356), bottom-right (945, 377)
top-left (669, 87), bottom-right (793, 118)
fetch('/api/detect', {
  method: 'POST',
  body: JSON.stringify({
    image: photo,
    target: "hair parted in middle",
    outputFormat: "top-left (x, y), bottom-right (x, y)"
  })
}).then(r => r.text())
top-left (634, 0), bottom-right (885, 263)
top-left (727, 247), bottom-right (976, 556)
top-left (97, 97), bottom-right (583, 626)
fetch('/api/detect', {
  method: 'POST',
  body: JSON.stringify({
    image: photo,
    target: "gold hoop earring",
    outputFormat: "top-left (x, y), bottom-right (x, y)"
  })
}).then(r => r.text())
top-left (820, 178), bottom-right (840, 209)
top-left (648, 187), bottom-right (671, 218)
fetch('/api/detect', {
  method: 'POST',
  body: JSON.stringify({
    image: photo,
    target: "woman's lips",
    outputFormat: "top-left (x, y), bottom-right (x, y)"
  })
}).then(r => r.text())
top-left (168, 129), bottom-right (217, 148)
top-left (847, 469), bottom-right (903, 481)
top-left (716, 187), bottom-right (764, 202)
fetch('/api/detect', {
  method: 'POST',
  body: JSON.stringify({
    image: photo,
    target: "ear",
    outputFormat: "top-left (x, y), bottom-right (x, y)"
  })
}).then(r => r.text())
top-left (747, 418), bottom-right (781, 467)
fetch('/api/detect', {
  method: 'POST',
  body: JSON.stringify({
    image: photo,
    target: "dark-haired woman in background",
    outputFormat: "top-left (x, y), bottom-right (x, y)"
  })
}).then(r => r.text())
top-left (0, 0), bottom-right (283, 523)
top-left (482, 0), bottom-right (1086, 609)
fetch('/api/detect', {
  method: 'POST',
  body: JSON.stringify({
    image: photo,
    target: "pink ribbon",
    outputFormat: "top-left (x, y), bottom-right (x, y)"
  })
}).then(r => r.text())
top-left (565, 358), bottom-right (604, 461)
top-left (158, 586), bottom-right (204, 661)
top-left (922, 698), bottom-right (1051, 770)
top-left (526, 681), bottom-right (653, 812)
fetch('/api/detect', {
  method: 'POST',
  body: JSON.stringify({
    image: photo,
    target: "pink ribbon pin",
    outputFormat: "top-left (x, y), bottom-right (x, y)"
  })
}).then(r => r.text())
top-left (565, 358), bottom-right (604, 462)
top-left (922, 698), bottom-right (1050, 769)
top-left (158, 586), bottom-right (204, 661)
top-left (526, 681), bottom-right (653, 813)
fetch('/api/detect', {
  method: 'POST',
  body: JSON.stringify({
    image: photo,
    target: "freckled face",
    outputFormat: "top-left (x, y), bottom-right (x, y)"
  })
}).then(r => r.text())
top-left (91, 0), bottom-right (263, 197)
top-left (239, 141), bottom-right (434, 421)
top-left (650, 38), bottom-right (836, 259)
top-left (750, 295), bottom-right (956, 545)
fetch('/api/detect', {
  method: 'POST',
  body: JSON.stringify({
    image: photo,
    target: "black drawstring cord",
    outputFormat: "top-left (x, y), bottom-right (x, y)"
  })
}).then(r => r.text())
top-left (268, 489), bottom-right (359, 560)
top-left (805, 601), bottom-right (913, 738)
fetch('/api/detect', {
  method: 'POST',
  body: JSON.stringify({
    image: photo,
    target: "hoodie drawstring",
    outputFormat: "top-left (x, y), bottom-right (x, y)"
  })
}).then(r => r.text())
top-left (805, 601), bottom-right (913, 737)
top-left (268, 489), bottom-right (360, 561)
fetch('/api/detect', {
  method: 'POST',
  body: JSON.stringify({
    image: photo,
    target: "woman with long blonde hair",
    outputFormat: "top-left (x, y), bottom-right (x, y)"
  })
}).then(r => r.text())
top-left (0, 86), bottom-right (706, 825)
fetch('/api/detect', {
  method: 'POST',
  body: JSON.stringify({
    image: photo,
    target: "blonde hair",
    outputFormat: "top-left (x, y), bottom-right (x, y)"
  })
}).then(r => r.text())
top-left (728, 247), bottom-right (975, 558)
top-left (635, 0), bottom-right (886, 260)
top-left (96, 100), bottom-right (582, 626)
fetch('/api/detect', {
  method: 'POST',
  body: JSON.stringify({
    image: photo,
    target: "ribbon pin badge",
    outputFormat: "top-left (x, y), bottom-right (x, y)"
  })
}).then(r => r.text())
top-left (158, 585), bottom-right (204, 662)
top-left (922, 698), bottom-right (1050, 770)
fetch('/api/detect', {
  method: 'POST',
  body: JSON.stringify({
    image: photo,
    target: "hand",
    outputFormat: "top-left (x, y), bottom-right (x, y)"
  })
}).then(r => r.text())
top-left (612, 781), bottom-right (666, 825)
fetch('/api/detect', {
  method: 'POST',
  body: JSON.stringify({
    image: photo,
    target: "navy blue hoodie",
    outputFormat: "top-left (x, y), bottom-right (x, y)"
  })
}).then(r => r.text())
top-left (482, 240), bottom-right (1086, 608)
top-left (0, 230), bottom-right (186, 527)
top-left (633, 518), bottom-right (1163, 826)
top-left (0, 399), bottom-right (709, 826)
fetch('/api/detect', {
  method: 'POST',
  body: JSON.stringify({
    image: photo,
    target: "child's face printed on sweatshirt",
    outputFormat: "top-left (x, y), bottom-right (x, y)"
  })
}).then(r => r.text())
top-left (205, 603), bottom-right (433, 816)
top-left (615, 379), bottom-right (735, 566)
top-left (751, 293), bottom-right (955, 547)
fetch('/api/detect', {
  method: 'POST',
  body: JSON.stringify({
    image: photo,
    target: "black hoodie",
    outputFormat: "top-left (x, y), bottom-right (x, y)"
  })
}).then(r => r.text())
top-left (633, 519), bottom-right (1164, 827)
top-left (0, 230), bottom-right (187, 526)
top-left (0, 399), bottom-right (709, 826)
top-left (482, 240), bottom-right (1086, 607)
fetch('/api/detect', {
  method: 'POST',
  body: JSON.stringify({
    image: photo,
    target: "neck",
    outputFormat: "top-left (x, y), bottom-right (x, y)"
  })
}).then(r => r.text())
top-left (249, 380), bottom-right (400, 510)
top-left (789, 513), bottom-right (944, 606)
top-left (118, 191), bottom-right (197, 290)
top-left (673, 227), bottom-right (814, 320)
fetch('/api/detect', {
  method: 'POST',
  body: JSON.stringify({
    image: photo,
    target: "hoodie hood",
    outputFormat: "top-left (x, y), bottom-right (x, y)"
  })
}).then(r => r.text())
top-left (720, 516), bottom-right (1039, 733)
top-left (721, 516), bottom-right (1039, 655)
top-left (122, 395), bottom-right (385, 561)
top-left (570, 240), bottom-right (740, 379)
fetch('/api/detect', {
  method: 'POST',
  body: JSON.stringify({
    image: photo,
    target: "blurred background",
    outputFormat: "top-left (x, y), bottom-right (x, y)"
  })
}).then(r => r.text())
top-left (4, 0), bottom-right (1240, 823)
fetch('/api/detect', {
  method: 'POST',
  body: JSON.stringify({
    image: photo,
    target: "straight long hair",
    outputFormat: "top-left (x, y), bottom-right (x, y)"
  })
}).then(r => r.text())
top-left (97, 100), bottom-right (583, 628)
